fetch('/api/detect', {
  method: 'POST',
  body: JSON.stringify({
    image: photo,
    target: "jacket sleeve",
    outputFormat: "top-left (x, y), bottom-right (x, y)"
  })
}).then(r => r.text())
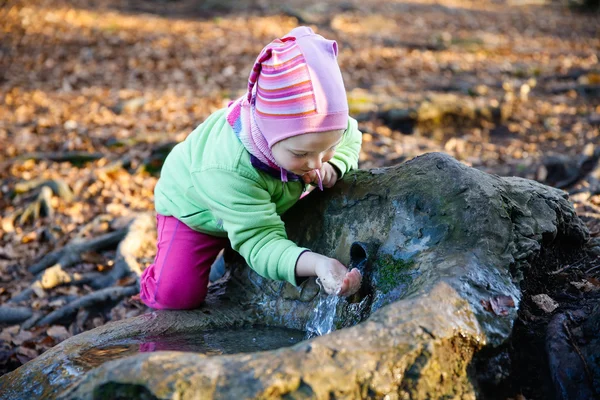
top-left (327, 117), bottom-right (362, 178)
top-left (191, 168), bottom-right (306, 286)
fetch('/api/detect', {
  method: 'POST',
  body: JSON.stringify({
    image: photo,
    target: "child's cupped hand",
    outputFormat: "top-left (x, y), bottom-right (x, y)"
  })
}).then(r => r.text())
top-left (314, 257), bottom-right (362, 296)
top-left (302, 163), bottom-right (338, 189)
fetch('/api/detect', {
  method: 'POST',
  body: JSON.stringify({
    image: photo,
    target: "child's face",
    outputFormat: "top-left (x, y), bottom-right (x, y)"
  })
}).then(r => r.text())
top-left (271, 129), bottom-right (344, 176)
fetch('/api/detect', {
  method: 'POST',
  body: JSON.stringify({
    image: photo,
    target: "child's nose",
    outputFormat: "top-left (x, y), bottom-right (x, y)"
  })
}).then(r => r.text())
top-left (308, 157), bottom-right (323, 170)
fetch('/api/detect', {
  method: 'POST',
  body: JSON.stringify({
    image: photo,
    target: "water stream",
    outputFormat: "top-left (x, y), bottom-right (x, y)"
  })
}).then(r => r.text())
top-left (305, 279), bottom-right (341, 338)
top-left (305, 243), bottom-right (373, 338)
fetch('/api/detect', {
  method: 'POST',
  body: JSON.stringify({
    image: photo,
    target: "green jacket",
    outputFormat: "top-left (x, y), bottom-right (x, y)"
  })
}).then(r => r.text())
top-left (154, 108), bottom-right (362, 285)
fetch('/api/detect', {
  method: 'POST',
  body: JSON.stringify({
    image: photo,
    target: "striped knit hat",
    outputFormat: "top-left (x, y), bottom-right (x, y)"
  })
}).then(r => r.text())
top-left (251, 26), bottom-right (348, 146)
top-left (227, 27), bottom-right (348, 178)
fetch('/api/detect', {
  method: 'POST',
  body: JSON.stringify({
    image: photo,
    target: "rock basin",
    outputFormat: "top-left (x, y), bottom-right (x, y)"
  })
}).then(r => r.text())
top-left (0, 153), bottom-right (589, 399)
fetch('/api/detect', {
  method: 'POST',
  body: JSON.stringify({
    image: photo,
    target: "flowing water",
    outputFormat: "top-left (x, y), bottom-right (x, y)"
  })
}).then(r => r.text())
top-left (305, 279), bottom-right (341, 338)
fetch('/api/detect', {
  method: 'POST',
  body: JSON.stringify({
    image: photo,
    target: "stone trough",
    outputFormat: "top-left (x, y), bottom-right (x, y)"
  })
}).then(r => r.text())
top-left (0, 153), bottom-right (588, 399)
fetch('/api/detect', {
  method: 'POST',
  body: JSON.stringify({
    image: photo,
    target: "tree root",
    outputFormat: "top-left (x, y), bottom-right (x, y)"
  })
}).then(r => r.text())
top-left (16, 186), bottom-right (53, 225)
top-left (86, 213), bottom-right (154, 288)
top-left (28, 228), bottom-right (127, 275)
top-left (35, 286), bottom-right (139, 327)
top-left (562, 318), bottom-right (594, 387)
top-left (11, 212), bottom-right (154, 304)
top-left (18, 151), bottom-right (104, 164)
top-left (137, 142), bottom-right (177, 175)
top-left (21, 312), bottom-right (44, 330)
top-left (8, 213), bottom-right (155, 330)
top-left (8, 178), bottom-right (74, 227)
top-left (14, 178), bottom-right (74, 201)
top-left (549, 83), bottom-right (600, 96)
top-left (0, 306), bottom-right (33, 324)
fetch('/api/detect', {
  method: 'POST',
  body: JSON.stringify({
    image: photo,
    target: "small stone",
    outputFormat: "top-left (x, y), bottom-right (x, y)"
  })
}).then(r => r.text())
top-left (531, 294), bottom-right (558, 313)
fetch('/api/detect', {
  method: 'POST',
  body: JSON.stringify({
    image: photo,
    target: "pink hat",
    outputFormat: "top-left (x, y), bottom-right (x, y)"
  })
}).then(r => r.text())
top-left (246, 26), bottom-right (348, 148)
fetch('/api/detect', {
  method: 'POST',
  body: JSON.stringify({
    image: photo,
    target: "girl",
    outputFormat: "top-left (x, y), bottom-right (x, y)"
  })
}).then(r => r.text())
top-left (140, 27), bottom-right (363, 310)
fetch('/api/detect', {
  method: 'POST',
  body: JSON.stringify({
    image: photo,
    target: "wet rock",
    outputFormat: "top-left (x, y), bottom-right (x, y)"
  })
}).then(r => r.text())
top-left (0, 153), bottom-right (588, 399)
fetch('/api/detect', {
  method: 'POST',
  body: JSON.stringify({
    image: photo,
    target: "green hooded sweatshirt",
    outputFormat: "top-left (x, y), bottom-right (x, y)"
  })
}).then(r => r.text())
top-left (154, 108), bottom-right (362, 286)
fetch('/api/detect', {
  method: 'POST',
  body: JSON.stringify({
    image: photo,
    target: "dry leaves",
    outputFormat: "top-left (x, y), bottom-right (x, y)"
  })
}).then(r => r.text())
top-left (481, 295), bottom-right (516, 316)
top-left (531, 294), bottom-right (559, 313)
top-left (570, 278), bottom-right (600, 292)
top-left (0, 324), bottom-right (71, 368)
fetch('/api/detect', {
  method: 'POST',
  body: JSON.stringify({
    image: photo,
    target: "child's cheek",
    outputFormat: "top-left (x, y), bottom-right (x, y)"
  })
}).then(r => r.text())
top-left (290, 158), bottom-right (305, 169)
top-left (323, 151), bottom-right (335, 163)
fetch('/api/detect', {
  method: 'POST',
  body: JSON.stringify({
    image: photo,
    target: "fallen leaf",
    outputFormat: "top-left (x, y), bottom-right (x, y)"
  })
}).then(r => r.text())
top-left (21, 231), bottom-right (37, 244)
top-left (15, 345), bottom-right (38, 359)
top-left (570, 280), bottom-right (600, 292)
top-left (37, 335), bottom-right (56, 349)
top-left (46, 325), bottom-right (70, 342)
top-left (31, 282), bottom-right (47, 299)
top-left (0, 329), bottom-right (14, 342)
top-left (11, 331), bottom-right (33, 346)
top-left (116, 275), bottom-right (137, 286)
top-left (1, 217), bottom-right (15, 234)
top-left (531, 294), bottom-right (559, 313)
top-left (481, 295), bottom-right (515, 316)
top-left (588, 277), bottom-right (600, 286)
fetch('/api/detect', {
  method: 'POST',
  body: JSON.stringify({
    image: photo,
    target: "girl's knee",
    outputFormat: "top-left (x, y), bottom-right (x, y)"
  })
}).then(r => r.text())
top-left (140, 279), bottom-right (207, 310)
top-left (156, 292), bottom-right (207, 310)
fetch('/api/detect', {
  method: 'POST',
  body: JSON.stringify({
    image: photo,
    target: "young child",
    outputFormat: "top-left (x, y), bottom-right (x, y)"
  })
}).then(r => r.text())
top-left (139, 26), bottom-right (363, 310)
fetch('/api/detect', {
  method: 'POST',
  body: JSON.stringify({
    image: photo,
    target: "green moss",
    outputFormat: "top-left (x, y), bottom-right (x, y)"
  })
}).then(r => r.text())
top-left (375, 254), bottom-right (415, 293)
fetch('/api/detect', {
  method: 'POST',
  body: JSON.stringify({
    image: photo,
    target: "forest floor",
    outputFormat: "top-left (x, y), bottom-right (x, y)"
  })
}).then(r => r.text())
top-left (0, 0), bottom-right (599, 398)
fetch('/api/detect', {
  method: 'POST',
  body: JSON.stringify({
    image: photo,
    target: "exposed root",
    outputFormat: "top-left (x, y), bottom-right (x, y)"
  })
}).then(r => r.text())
top-left (18, 151), bottom-right (104, 164)
top-left (16, 186), bottom-right (53, 225)
top-left (21, 312), bottom-right (44, 330)
top-left (8, 213), bottom-right (155, 331)
top-left (28, 228), bottom-right (127, 275)
top-left (562, 317), bottom-right (594, 388)
top-left (14, 178), bottom-right (74, 202)
top-left (89, 212), bottom-right (155, 288)
top-left (7, 178), bottom-right (74, 228)
top-left (35, 286), bottom-right (139, 327)
top-left (0, 306), bottom-right (33, 324)
top-left (11, 213), bottom-right (154, 308)
top-left (137, 142), bottom-right (177, 175)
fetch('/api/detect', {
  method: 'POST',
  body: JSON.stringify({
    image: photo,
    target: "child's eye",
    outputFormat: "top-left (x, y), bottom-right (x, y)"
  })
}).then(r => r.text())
top-left (292, 152), bottom-right (308, 158)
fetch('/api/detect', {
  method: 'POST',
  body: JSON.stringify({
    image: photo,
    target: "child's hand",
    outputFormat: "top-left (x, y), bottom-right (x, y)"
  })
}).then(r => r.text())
top-left (302, 163), bottom-right (338, 189)
top-left (296, 252), bottom-right (362, 296)
top-left (314, 257), bottom-right (362, 296)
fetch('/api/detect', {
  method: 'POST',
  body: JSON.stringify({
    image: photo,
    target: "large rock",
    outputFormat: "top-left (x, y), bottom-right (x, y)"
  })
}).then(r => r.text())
top-left (0, 153), bottom-right (588, 399)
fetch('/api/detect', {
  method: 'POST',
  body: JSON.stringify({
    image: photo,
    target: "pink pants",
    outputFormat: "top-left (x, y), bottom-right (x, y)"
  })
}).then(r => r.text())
top-left (140, 214), bottom-right (229, 310)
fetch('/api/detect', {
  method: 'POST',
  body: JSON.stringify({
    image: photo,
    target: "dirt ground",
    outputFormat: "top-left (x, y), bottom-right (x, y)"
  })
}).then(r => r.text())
top-left (0, 0), bottom-right (599, 398)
